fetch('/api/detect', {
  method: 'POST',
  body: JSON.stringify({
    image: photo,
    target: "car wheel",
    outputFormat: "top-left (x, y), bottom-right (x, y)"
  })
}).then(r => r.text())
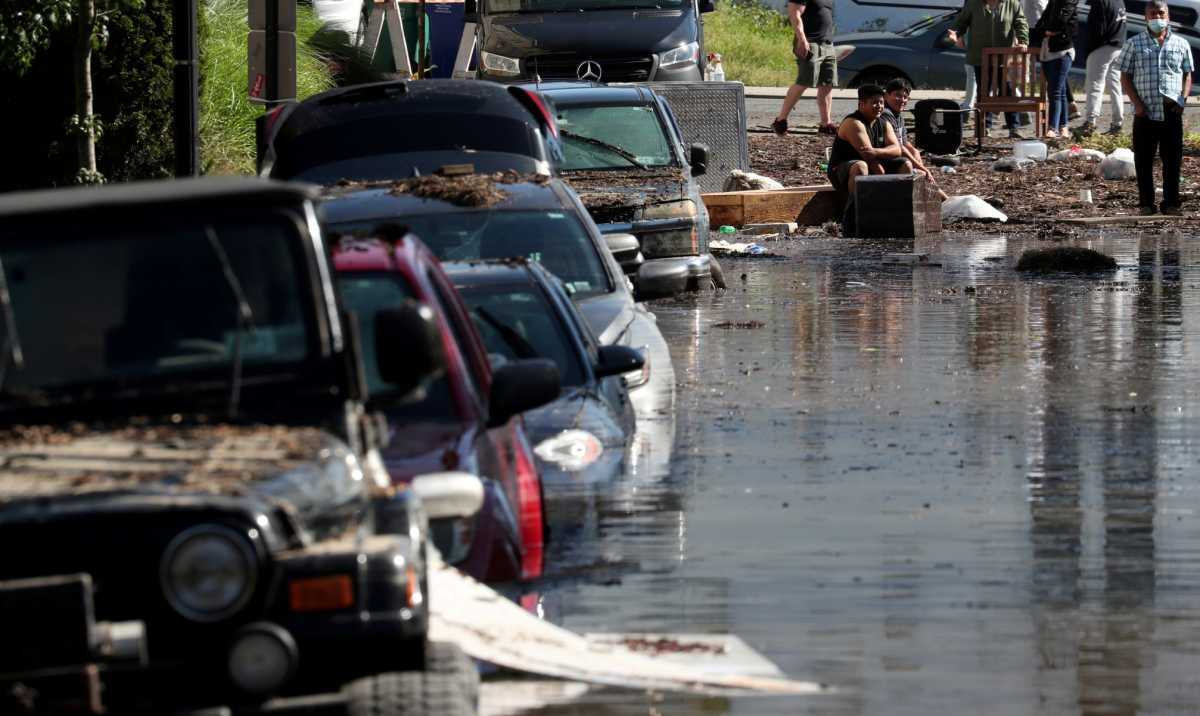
top-left (425, 641), bottom-right (480, 709)
top-left (708, 255), bottom-right (726, 290)
top-left (344, 671), bottom-right (474, 716)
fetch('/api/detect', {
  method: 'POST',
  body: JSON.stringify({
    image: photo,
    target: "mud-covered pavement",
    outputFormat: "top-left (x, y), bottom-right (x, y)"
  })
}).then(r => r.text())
top-left (491, 229), bottom-right (1200, 714)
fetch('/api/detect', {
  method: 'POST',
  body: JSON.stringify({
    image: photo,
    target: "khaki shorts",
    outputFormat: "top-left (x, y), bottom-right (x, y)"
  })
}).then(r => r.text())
top-left (795, 42), bottom-right (838, 87)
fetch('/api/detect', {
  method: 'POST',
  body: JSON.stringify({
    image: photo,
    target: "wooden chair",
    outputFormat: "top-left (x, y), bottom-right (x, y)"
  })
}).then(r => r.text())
top-left (976, 47), bottom-right (1046, 142)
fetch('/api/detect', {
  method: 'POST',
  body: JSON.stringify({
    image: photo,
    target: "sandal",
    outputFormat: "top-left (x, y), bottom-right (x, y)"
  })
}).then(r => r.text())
top-left (817, 123), bottom-right (838, 135)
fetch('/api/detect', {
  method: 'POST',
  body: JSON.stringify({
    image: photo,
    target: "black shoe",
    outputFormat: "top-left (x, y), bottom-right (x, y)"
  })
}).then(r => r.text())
top-left (1008, 128), bottom-right (1023, 139)
top-left (1139, 205), bottom-right (1158, 216)
top-left (772, 118), bottom-right (788, 136)
top-left (1162, 205), bottom-right (1183, 216)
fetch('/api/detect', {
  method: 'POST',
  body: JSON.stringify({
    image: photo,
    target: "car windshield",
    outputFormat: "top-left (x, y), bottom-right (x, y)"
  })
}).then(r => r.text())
top-left (456, 282), bottom-right (585, 387)
top-left (488, 0), bottom-right (683, 11)
top-left (331, 210), bottom-right (612, 298)
top-left (0, 216), bottom-right (313, 398)
top-left (897, 11), bottom-right (955, 37)
top-left (337, 273), bottom-right (460, 422)
top-left (274, 114), bottom-right (538, 181)
top-left (556, 105), bottom-right (674, 170)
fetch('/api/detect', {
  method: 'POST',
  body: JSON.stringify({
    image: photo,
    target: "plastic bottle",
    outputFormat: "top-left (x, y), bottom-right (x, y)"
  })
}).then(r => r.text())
top-left (1012, 140), bottom-right (1047, 161)
top-left (708, 53), bottom-right (725, 82)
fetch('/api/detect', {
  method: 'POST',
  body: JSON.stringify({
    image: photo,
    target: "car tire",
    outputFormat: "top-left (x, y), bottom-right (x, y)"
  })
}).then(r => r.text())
top-left (709, 254), bottom-right (727, 290)
top-left (425, 641), bottom-right (480, 709)
top-left (343, 671), bottom-right (474, 716)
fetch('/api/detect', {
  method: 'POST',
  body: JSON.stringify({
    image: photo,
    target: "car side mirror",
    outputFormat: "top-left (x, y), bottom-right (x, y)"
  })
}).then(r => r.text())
top-left (936, 32), bottom-right (956, 49)
top-left (488, 358), bottom-right (560, 427)
top-left (594, 344), bottom-right (644, 379)
top-left (689, 142), bottom-right (709, 177)
top-left (375, 300), bottom-right (446, 396)
top-left (698, 0), bottom-right (715, 12)
top-left (464, 0), bottom-right (478, 22)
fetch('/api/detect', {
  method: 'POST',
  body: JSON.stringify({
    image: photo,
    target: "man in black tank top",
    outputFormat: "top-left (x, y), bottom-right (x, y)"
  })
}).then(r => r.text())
top-left (827, 84), bottom-right (910, 219)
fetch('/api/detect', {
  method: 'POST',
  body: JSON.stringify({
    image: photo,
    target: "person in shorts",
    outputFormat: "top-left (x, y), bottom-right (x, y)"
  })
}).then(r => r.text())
top-left (827, 84), bottom-right (909, 232)
top-left (772, 0), bottom-right (838, 135)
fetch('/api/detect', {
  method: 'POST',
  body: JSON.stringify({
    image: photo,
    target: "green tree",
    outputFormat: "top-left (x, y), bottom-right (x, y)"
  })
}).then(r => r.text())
top-left (0, 0), bottom-right (145, 183)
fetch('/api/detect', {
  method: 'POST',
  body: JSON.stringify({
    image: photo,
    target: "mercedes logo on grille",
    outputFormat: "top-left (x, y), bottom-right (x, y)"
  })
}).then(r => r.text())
top-left (576, 60), bottom-right (602, 82)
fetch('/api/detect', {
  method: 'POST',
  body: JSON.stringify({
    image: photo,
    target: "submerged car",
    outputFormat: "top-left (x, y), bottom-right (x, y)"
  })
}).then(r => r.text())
top-left (0, 177), bottom-right (481, 714)
top-left (335, 234), bottom-right (558, 584)
top-left (532, 82), bottom-right (724, 298)
top-left (258, 79), bottom-right (562, 180)
top-left (446, 260), bottom-right (644, 488)
top-left (320, 173), bottom-right (675, 423)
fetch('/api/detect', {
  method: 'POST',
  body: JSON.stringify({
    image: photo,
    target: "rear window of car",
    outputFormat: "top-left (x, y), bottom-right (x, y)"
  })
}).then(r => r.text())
top-left (337, 272), bottom-right (460, 422)
top-left (455, 282), bottom-right (585, 388)
top-left (273, 113), bottom-right (538, 180)
top-left (331, 210), bottom-right (612, 298)
top-left (555, 105), bottom-right (674, 170)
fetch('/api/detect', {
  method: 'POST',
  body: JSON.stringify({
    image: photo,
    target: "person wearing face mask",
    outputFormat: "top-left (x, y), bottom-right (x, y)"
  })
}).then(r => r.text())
top-left (1119, 0), bottom-right (1193, 215)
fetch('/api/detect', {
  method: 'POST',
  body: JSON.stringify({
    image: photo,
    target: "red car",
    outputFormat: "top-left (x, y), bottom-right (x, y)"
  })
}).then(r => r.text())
top-left (335, 235), bottom-right (551, 583)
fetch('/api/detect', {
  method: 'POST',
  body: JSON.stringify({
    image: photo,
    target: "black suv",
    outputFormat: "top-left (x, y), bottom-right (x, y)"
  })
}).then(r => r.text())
top-left (259, 79), bottom-right (563, 182)
top-left (0, 178), bottom-right (526, 715)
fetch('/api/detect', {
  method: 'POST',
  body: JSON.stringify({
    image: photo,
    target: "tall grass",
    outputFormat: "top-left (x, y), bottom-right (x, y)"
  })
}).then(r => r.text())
top-left (200, 0), bottom-right (336, 175)
top-left (703, 0), bottom-right (794, 87)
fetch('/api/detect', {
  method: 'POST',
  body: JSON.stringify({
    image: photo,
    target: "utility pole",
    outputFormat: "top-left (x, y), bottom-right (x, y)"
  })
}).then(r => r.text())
top-left (249, 0), bottom-right (297, 168)
top-left (173, 0), bottom-right (199, 176)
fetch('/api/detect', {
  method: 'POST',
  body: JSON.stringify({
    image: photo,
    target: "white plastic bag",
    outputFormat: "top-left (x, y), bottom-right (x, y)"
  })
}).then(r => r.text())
top-left (941, 194), bottom-right (1008, 223)
top-left (1048, 147), bottom-right (1106, 162)
top-left (1099, 147), bottom-right (1137, 180)
top-left (992, 157), bottom-right (1034, 172)
top-left (723, 169), bottom-right (785, 192)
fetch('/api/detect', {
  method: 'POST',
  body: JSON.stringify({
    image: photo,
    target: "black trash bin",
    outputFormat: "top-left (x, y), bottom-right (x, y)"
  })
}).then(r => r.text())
top-left (913, 99), bottom-right (966, 156)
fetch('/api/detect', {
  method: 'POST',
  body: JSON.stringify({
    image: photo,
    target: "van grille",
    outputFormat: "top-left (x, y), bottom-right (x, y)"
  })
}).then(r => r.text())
top-left (529, 55), bottom-right (655, 82)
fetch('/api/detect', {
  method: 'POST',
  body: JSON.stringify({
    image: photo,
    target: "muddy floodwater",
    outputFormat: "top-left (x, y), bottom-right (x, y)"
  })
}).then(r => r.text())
top-left (488, 230), bottom-right (1200, 715)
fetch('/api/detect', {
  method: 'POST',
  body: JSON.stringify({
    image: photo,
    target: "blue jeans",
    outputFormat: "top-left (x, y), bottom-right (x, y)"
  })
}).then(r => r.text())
top-left (1043, 55), bottom-right (1071, 130)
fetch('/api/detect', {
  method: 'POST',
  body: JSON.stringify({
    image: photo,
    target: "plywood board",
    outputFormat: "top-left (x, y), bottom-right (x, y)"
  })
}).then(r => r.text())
top-left (702, 186), bottom-right (834, 228)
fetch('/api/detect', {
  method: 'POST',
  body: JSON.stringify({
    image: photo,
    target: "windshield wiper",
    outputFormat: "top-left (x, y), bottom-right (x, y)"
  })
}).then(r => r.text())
top-left (560, 130), bottom-right (647, 170)
top-left (0, 255), bottom-right (24, 393)
top-left (205, 226), bottom-right (256, 419)
top-left (474, 307), bottom-right (539, 359)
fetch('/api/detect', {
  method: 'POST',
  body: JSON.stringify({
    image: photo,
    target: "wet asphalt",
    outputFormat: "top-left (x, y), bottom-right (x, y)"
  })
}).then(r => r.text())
top-left (489, 228), bottom-right (1200, 714)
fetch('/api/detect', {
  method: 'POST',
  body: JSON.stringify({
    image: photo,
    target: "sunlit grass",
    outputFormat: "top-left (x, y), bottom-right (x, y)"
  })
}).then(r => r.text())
top-left (703, 0), bottom-right (795, 87)
top-left (199, 0), bottom-right (335, 174)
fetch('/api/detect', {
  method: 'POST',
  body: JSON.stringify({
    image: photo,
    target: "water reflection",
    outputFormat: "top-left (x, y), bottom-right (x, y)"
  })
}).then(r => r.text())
top-left (490, 231), bottom-right (1200, 715)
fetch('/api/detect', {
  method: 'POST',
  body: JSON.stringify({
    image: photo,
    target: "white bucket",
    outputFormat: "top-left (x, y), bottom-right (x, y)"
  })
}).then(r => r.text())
top-left (1012, 140), bottom-right (1048, 161)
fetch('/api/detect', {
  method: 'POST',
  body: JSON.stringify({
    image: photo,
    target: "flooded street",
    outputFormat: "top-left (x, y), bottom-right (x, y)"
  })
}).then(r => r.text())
top-left (498, 230), bottom-right (1200, 714)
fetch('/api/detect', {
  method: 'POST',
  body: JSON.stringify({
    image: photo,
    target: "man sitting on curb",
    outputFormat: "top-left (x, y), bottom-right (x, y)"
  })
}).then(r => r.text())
top-left (827, 84), bottom-right (909, 234)
top-left (881, 78), bottom-right (951, 202)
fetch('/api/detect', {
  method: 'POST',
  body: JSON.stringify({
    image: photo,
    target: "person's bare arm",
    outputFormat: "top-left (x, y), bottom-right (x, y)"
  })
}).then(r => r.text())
top-left (1122, 71), bottom-right (1146, 117)
top-left (790, 2), bottom-right (809, 58)
top-left (838, 119), bottom-right (902, 164)
top-left (905, 141), bottom-right (932, 177)
top-left (874, 122), bottom-right (904, 160)
top-left (1182, 72), bottom-right (1193, 106)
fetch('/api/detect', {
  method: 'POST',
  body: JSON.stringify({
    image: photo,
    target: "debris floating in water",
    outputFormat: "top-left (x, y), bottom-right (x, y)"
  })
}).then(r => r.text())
top-left (1014, 247), bottom-right (1117, 273)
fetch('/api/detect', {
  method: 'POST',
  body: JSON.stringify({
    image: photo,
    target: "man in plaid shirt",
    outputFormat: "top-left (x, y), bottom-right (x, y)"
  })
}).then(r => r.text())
top-left (1120, 0), bottom-right (1193, 215)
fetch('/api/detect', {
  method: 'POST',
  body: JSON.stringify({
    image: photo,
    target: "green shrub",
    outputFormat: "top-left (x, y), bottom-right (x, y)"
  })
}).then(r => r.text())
top-left (704, 0), bottom-right (795, 87)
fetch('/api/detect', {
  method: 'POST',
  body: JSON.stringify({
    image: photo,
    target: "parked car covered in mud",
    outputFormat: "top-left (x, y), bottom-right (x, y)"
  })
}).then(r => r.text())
top-left (532, 82), bottom-right (725, 298)
top-left (0, 178), bottom-right (480, 715)
top-left (335, 232), bottom-right (560, 584)
top-left (320, 172), bottom-right (675, 423)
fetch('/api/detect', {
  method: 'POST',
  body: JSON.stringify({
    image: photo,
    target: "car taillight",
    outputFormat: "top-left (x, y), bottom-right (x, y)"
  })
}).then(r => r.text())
top-left (508, 86), bottom-right (559, 138)
top-left (511, 424), bottom-right (544, 579)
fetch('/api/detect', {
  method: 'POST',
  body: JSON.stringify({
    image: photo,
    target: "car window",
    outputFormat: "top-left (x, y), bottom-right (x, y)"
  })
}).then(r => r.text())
top-left (897, 12), bottom-right (956, 36)
top-left (337, 272), bottom-right (460, 422)
top-left (456, 282), bottom-right (586, 387)
top-left (273, 113), bottom-right (538, 181)
top-left (332, 210), bottom-right (613, 298)
top-left (0, 216), bottom-right (313, 393)
top-left (555, 105), bottom-right (674, 170)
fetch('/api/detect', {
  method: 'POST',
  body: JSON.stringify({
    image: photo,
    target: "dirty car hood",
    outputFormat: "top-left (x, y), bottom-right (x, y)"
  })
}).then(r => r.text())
top-left (562, 169), bottom-right (687, 223)
top-left (0, 425), bottom-right (365, 519)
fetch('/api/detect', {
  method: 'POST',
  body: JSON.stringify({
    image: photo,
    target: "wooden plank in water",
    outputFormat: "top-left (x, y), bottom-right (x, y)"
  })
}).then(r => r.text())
top-left (702, 186), bottom-right (834, 228)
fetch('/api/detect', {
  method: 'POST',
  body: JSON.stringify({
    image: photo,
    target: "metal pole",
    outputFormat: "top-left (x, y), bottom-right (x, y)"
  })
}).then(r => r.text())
top-left (173, 0), bottom-right (199, 176)
top-left (267, 0), bottom-right (279, 102)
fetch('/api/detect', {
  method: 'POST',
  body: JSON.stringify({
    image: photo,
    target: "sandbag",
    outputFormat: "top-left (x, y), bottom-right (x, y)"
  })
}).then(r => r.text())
top-left (723, 169), bottom-right (785, 192)
top-left (1100, 148), bottom-right (1136, 180)
top-left (1047, 147), bottom-right (1106, 162)
top-left (941, 194), bottom-right (1008, 222)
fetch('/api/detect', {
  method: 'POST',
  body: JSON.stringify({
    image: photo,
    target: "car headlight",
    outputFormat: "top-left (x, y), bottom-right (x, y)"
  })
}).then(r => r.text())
top-left (161, 524), bottom-right (257, 622)
top-left (642, 199), bottom-right (698, 219)
top-left (660, 42), bottom-right (700, 69)
top-left (481, 50), bottom-right (521, 77)
top-left (534, 430), bottom-right (604, 471)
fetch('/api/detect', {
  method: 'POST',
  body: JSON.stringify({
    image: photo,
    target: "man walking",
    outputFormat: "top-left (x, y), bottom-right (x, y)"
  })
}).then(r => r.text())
top-left (772, 0), bottom-right (837, 136)
top-left (1080, 0), bottom-right (1127, 135)
top-left (1120, 0), bottom-right (1192, 215)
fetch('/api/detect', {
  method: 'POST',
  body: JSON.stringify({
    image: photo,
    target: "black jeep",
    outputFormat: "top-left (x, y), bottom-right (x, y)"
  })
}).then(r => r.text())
top-left (0, 178), bottom-right (538, 715)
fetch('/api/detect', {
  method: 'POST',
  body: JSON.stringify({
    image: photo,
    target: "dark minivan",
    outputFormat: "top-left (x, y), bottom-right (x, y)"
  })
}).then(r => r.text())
top-left (471, 0), bottom-right (715, 83)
